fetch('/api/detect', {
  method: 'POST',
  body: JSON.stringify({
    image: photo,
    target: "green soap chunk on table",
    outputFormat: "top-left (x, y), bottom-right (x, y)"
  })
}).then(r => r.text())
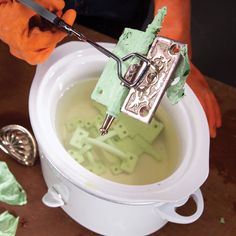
top-left (120, 154), bottom-right (139, 174)
top-left (0, 211), bottom-right (19, 236)
top-left (0, 161), bottom-right (27, 206)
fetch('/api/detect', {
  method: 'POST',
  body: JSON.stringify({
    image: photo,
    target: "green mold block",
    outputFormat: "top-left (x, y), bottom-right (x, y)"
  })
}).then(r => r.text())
top-left (91, 7), bottom-right (167, 117)
top-left (120, 154), bottom-right (139, 174)
top-left (110, 164), bottom-right (123, 175)
top-left (0, 161), bottom-right (27, 206)
top-left (67, 148), bottom-right (85, 163)
top-left (118, 113), bottom-right (164, 143)
top-left (64, 118), bottom-right (85, 132)
top-left (134, 135), bottom-right (162, 161)
top-left (110, 136), bottom-right (144, 157)
top-left (69, 127), bottom-right (90, 149)
top-left (85, 152), bottom-right (107, 175)
top-left (112, 121), bottom-right (130, 139)
top-left (91, 6), bottom-right (190, 119)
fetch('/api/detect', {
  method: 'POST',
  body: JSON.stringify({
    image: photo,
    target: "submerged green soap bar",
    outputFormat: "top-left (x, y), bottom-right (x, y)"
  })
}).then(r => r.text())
top-left (91, 7), bottom-right (167, 117)
top-left (0, 211), bottom-right (19, 236)
top-left (0, 161), bottom-right (27, 206)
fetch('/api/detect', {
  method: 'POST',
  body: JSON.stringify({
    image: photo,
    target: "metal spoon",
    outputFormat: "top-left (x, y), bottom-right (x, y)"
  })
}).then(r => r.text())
top-left (0, 124), bottom-right (37, 166)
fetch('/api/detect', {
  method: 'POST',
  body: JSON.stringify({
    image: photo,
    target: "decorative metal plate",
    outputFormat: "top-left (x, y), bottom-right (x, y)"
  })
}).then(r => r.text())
top-left (121, 36), bottom-right (184, 123)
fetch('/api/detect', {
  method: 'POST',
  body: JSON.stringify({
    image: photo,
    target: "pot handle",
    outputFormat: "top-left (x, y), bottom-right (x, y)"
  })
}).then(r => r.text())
top-left (42, 185), bottom-right (66, 208)
top-left (155, 189), bottom-right (204, 224)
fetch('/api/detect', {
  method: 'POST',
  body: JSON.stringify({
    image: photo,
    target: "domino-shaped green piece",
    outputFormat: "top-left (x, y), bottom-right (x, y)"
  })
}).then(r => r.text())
top-left (110, 136), bottom-right (144, 157)
top-left (86, 152), bottom-right (107, 175)
top-left (67, 148), bottom-right (85, 163)
top-left (69, 127), bottom-right (89, 149)
top-left (112, 121), bottom-right (129, 139)
top-left (120, 153), bottom-right (139, 174)
top-left (64, 118), bottom-right (85, 132)
top-left (137, 119), bottom-right (164, 143)
top-left (134, 135), bottom-right (162, 161)
top-left (118, 114), bottom-right (164, 143)
top-left (110, 164), bottom-right (123, 175)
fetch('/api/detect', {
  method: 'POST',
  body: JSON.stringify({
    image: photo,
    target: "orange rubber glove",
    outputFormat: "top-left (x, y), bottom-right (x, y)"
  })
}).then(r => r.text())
top-left (154, 0), bottom-right (222, 138)
top-left (0, 0), bottom-right (76, 65)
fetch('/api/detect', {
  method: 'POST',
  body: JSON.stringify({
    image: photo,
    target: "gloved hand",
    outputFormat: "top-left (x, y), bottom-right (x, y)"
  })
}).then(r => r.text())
top-left (187, 63), bottom-right (221, 138)
top-left (0, 0), bottom-right (76, 65)
top-left (154, 0), bottom-right (222, 138)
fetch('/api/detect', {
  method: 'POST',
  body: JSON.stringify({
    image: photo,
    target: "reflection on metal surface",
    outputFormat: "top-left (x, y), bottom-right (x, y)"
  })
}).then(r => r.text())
top-left (122, 37), bottom-right (184, 123)
top-left (0, 124), bottom-right (37, 166)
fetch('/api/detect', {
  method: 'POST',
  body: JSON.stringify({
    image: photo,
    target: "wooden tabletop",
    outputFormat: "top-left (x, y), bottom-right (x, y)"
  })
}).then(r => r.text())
top-left (0, 25), bottom-right (235, 236)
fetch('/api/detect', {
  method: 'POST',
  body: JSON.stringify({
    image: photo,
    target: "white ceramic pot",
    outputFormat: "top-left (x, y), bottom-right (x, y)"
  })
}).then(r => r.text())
top-left (29, 42), bottom-right (209, 236)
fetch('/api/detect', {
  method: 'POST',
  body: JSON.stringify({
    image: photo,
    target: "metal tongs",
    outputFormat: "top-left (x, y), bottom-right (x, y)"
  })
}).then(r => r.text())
top-left (18, 0), bottom-right (150, 88)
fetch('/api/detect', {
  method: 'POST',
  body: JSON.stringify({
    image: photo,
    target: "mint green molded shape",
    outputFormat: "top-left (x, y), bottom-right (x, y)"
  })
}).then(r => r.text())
top-left (91, 7), bottom-right (167, 117)
top-left (65, 101), bottom-right (165, 174)
top-left (0, 211), bottom-right (19, 236)
top-left (0, 161), bottom-right (27, 206)
top-left (91, 6), bottom-right (190, 117)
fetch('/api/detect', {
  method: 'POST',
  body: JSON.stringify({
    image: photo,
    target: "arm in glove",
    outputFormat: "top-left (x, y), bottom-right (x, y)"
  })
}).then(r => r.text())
top-left (0, 0), bottom-right (76, 65)
top-left (154, 0), bottom-right (222, 138)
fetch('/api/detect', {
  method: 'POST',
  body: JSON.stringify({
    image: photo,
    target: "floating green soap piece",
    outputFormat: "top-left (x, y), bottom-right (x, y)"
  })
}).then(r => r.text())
top-left (69, 127), bottom-right (89, 149)
top-left (90, 163), bottom-right (107, 175)
top-left (86, 152), bottom-right (106, 175)
top-left (65, 100), bottom-right (165, 178)
top-left (87, 137), bottom-right (127, 160)
top-left (139, 119), bottom-right (164, 143)
top-left (132, 118), bottom-right (162, 143)
top-left (0, 211), bottom-right (19, 236)
top-left (118, 113), bottom-right (164, 143)
top-left (80, 144), bottom-right (93, 155)
top-left (120, 154), bottom-right (139, 174)
top-left (112, 121), bottom-right (129, 139)
top-left (0, 161), bottom-right (27, 206)
top-left (110, 136), bottom-right (144, 157)
top-left (134, 135), bottom-right (162, 161)
top-left (84, 120), bottom-right (93, 129)
top-left (68, 149), bottom-right (85, 163)
top-left (96, 130), bottom-right (117, 142)
top-left (65, 118), bottom-right (85, 132)
top-left (93, 114), bottom-right (105, 130)
top-left (88, 126), bottom-right (99, 138)
top-left (110, 164), bottom-right (123, 175)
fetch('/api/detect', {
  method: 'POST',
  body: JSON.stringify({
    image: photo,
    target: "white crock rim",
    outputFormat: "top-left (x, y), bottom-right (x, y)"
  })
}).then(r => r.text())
top-left (29, 42), bottom-right (209, 205)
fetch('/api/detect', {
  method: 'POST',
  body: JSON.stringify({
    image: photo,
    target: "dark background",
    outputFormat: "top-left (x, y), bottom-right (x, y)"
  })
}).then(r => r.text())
top-left (191, 0), bottom-right (236, 87)
top-left (72, 0), bottom-right (236, 87)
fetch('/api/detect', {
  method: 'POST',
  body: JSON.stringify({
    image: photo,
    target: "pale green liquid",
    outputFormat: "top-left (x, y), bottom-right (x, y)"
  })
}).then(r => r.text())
top-left (56, 79), bottom-right (180, 185)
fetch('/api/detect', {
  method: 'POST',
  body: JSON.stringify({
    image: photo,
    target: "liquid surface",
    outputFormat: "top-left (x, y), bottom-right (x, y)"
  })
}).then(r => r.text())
top-left (56, 79), bottom-right (180, 185)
